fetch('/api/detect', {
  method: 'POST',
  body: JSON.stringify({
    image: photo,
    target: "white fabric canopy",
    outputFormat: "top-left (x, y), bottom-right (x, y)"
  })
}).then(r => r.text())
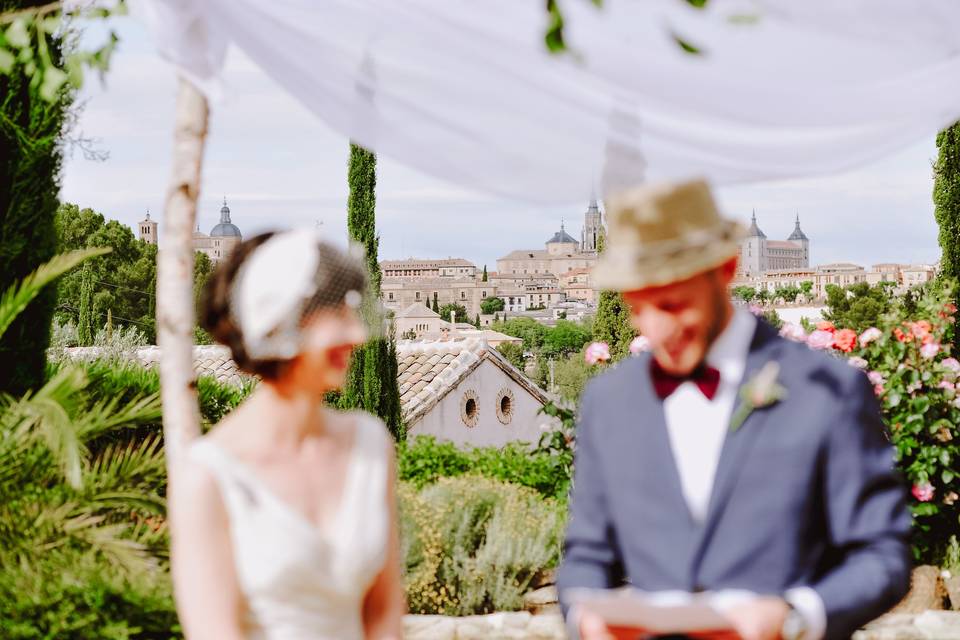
top-left (140, 0), bottom-right (960, 203)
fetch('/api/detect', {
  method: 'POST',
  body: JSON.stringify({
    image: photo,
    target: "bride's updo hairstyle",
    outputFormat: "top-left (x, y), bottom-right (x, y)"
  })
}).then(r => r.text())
top-left (202, 230), bottom-right (368, 380)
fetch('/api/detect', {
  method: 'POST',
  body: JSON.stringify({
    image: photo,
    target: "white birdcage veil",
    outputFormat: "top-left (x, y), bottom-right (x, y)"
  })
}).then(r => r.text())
top-left (229, 229), bottom-right (381, 361)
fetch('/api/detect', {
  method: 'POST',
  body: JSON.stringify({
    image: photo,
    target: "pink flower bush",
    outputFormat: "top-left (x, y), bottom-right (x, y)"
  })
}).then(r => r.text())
top-left (806, 330), bottom-right (835, 350)
top-left (867, 371), bottom-right (885, 386)
top-left (942, 358), bottom-right (960, 374)
top-left (847, 357), bottom-right (868, 370)
top-left (859, 327), bottom-right (882, 347)
top-left (921, 343), bottom-right (942, 360)
top-left (912, 483), bottom-right (935, 502)
top-left (584, 341), bottom-right (611, 365)
top-left (629, 335), bottom-right (650, 355)
top-left (832, 329), bottom-right (858, 353)
top-left (779, 323), bottom-right (807, 343)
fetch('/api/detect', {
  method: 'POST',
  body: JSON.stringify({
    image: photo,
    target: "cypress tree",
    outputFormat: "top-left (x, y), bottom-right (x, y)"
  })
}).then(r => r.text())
top-left (474, 313), bottom-right (481, 328)
top-left (935, 121), bottom-right (960, 333)
top-left (591, 217), bottom-right (635, 361)
top-left (340, 144), bottom-right (404, 440)
top-left (431, 292), bottom-right (439, 313)
top-left (0, 1), bottom-right (70, 394)
top-left (482, 265), bottom-right (488, 282)
top-left (77, 264), bottom-right (94, 346)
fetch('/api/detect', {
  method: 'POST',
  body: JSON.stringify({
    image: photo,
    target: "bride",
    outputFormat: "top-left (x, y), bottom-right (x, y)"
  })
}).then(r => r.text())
top-left (169, 230), bottom-right (404, 640)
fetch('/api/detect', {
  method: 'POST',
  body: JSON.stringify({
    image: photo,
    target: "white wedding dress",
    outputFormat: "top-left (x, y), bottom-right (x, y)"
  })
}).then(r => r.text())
top-left (188, 412), bottom-right (390, 640)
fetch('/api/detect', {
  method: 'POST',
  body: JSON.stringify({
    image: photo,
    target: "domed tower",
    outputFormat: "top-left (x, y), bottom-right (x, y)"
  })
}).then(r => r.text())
top-left (740, 210), bottom-right (768, 278)
top-left (788, 212), bottom-right (810, 267)
top-left (209, 197), bottom-right (242, 262)
top-left (546, 220), bottom-right (580, 256)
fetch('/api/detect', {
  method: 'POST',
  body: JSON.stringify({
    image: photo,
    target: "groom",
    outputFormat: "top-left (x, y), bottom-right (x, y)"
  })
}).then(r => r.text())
top-left (557, 180), bottom-right (911, 640)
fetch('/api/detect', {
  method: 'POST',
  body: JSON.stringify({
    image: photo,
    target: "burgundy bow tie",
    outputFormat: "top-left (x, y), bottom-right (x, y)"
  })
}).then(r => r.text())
top-left (650, 359), bottom-right (721, 401)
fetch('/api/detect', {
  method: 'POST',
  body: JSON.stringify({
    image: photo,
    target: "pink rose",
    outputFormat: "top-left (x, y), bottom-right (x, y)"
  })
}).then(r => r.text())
top-left (939, 380), bottom-right (956, 391)
top-left (816, 321), bottom-right (836, 333)
top-left (874, 384), bottom-right (884, 397)
top-left (921, 343), bottom-right (941, 360)
top-left (748, 304), bottom-right (763, 317)
top-left (912, 483), bottom-right (935, 502)
top-left (942, 358), bottom-right (960, 373)
top-left (779, 323), bottom-right (807, 343)
top-left (807, 330), bottom-right (834, 350)
top-left (585, 341), bottom-right (611, 365)
top-left (847, 357), bottom-right (868, 370)
top-left (859, 327), bottom-right (882, 347)
top-left (629, 335), bottom-right (650, 355)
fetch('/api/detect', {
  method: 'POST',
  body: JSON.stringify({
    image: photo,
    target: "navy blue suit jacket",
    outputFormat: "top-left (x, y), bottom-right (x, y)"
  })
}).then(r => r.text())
top-left (557, 321), bottom-right (911, 639)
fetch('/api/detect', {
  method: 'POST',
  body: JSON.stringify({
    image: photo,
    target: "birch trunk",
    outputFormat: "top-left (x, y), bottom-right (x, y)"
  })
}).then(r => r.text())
top-left (158, 78), bottom-right (209, 469)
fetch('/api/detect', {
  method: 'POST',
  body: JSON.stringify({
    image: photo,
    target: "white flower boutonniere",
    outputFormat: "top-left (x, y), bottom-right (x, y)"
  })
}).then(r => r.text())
top-left (730, 361), bottom-right (787, 432)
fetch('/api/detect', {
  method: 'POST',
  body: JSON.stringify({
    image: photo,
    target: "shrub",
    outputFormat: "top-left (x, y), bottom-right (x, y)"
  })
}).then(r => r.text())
top-left (782, 282), bottom-right (960, 562)
top-left (399, 476), bottom-right (564, 616)
top-left (397, 436), bottom-right (571, 500)
top-left (0, 554), bottom-right (180, 640)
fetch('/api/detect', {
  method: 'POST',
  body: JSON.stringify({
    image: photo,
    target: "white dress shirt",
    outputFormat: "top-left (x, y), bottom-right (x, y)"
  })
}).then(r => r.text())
top-left (661, 309), bottom-right (825, 640)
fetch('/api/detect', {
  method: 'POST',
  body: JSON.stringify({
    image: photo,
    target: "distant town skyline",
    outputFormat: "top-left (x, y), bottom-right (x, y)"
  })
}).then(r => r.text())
top-left (62, 17), bottom-right (943, 275)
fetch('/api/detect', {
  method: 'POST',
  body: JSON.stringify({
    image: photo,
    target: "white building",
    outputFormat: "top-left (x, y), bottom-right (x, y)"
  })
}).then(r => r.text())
top-left (397, 338), bottom-right (556, 448)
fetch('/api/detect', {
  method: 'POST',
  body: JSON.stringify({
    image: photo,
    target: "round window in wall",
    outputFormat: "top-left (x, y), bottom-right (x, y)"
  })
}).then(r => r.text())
top-left (496, 388), bottom-right (515, 425)
top-left (460, 389), bottom-right (480, 428)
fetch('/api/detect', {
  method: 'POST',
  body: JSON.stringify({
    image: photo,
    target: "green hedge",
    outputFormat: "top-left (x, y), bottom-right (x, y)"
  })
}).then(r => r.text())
top-left (397, 435), bottom-right (571, 501)
top-left (0, 555), bottom-right (179, 640)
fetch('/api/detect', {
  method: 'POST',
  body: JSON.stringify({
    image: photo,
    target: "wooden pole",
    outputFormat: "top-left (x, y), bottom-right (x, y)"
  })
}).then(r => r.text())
top-left (158, 78), bottom-right (209, 468)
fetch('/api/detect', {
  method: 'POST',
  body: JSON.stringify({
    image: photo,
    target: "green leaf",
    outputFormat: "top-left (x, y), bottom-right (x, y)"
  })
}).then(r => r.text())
top-left (6, 18), bottom-right (31, 49)
top-left (39, 66), bottom-right (67, 102)
top-left (0, 47), bottom-right (14, 73)
top-left (0, 248), bottom-right (110, 341)
top-left (913, 502), bottom-right (939, 517)
top-left (943, 469), bottom-right (955, 484)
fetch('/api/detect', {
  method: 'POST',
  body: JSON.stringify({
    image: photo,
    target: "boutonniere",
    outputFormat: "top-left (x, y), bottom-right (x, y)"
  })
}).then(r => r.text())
top-left (730, 361), bottom-right (787, 432)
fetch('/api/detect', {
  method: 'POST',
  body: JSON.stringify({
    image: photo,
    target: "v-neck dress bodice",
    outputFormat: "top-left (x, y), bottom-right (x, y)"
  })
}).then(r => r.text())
top-left (188, 411), bottom-right (390, 640)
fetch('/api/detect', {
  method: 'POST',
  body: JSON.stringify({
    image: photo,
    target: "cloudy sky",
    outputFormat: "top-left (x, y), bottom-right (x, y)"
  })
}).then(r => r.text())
top-left (61, 17), bottom-right (943, 272)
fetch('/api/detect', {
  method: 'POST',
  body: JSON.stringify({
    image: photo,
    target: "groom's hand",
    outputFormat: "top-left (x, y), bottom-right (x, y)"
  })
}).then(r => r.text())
top-left (723, 596), bottom-right (790, 640)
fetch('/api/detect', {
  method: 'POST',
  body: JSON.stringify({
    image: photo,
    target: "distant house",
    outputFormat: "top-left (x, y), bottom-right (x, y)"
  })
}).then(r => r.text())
top-left (397, 338), bottom-right (555, 448)
top-left (395, 303), bottom-right (445, 337)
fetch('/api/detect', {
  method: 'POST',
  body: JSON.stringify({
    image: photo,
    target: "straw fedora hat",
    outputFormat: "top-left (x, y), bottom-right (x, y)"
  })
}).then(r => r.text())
top-left (592, 179), bottom-right (745, 292)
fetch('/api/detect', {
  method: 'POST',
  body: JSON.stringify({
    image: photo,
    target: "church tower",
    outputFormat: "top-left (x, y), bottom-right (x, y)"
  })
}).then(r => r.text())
top-left (581, 196), bottom-right (603, 254)
top-left (138, 211), bottom-right (158, 245)
top-left (788, 212), bottom-right (810, 267)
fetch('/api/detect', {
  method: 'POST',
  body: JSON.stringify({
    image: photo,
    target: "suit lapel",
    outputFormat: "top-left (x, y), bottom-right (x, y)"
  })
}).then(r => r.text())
top-left (692, 322), bottom-right (784, 559)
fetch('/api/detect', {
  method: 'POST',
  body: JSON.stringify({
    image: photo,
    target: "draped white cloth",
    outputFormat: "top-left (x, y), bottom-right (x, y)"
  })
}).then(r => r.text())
top-left (139, 0), bottom-right (960, 202)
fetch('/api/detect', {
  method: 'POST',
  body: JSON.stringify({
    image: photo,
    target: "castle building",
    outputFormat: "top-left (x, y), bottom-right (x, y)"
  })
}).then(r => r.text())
top-left (737, 212), bottom-right (810, 278)
top-left (137, 197), bottom-right (243, 264)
